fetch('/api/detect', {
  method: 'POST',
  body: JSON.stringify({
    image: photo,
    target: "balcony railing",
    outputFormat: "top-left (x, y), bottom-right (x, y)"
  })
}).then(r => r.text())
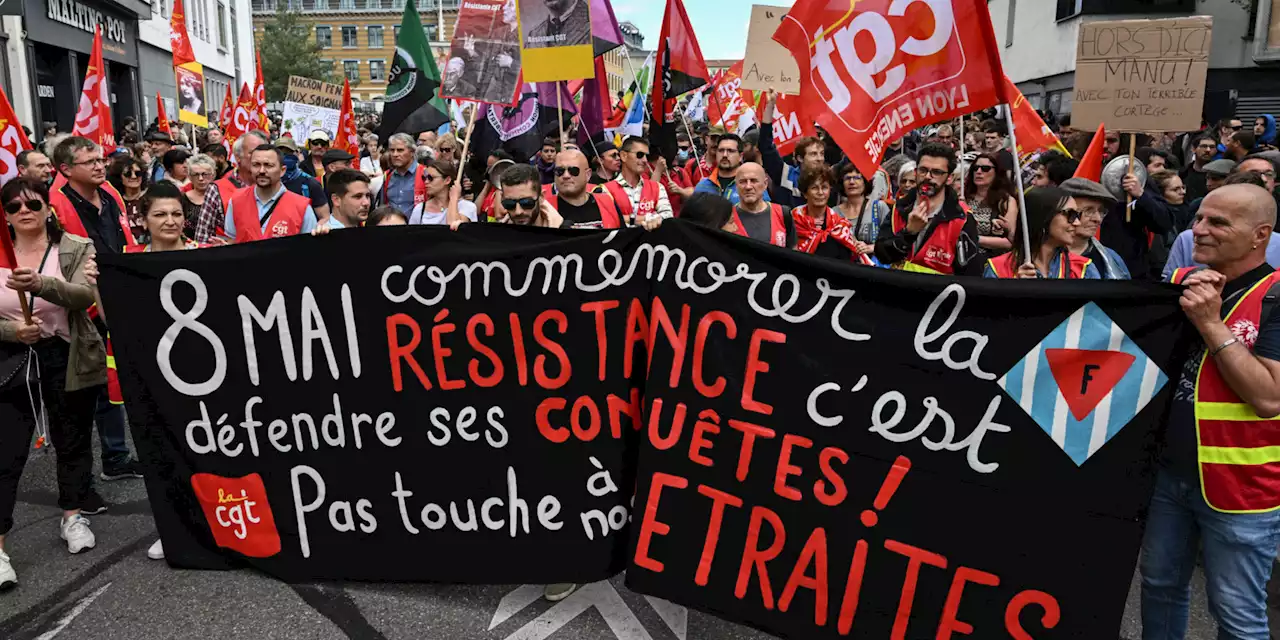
top-left (252, 0), bottom-right (456, 12)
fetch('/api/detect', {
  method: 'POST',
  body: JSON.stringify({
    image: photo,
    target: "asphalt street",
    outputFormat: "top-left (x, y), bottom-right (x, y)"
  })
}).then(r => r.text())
top-left (0, 439), bottom-right (1240, 640)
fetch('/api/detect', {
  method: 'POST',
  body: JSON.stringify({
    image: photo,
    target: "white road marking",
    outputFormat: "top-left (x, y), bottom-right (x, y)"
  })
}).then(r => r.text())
top-left (36, 582), bottom-right (112, 640)
top-left (492, 580), bottom-right (688, 640)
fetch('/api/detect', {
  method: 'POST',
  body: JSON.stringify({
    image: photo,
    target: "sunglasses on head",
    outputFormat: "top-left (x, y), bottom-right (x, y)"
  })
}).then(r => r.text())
top-left (501, 197), bottom-right (538, 211)
top-left (4, 199), bottom-right (45, 214)
top-left (554, 166), bottom-right (582, 177)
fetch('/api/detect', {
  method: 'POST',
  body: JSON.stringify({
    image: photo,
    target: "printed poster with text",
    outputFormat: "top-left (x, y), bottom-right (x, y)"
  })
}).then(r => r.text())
top-left (517, 0), bottom-right (594, 82)
top-left (442, 0), bottom-right (522, 105)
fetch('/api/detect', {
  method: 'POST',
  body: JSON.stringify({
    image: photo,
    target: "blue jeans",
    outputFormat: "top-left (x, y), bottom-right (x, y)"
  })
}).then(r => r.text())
top-left (1140, 469), bottom-right (1280, 639)
top-left (94, 390), bottom-right (131, 469)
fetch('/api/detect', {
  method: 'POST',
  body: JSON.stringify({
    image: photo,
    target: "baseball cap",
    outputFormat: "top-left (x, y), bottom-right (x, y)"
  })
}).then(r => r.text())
top-left (275, 137), bottom-right (300, 153)
top-left (308, 130), bottom-right (331, 145)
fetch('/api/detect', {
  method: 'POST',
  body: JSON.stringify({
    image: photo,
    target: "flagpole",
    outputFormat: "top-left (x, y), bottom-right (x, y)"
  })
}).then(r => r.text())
top-left (449, 106), bottom-right (479, 226)
top-left (621, 54), bottom-right (651, 121)
top-left (556, 83), bottom-right (566, 146)
top-left (957, 116), bottom-right (965, 199)
top-left (1001, 105), bottom-right (1033, 264)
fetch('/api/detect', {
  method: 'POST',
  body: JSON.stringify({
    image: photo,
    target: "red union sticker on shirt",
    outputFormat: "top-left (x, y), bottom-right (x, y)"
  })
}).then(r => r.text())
top-left (773, 0), bottom-right (1004, 178)
top-left (191, 472), bottom-right (281, 558)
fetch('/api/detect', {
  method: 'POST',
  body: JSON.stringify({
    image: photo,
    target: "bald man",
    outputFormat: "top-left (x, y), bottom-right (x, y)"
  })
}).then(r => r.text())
top-left (1143, 183), bottom-right (1280, 639)
top-left (543, 149), bottom-right (633, 230)
top-left (1163, 177), bottom-right (1280, 279)
top-left (731, 162), bottom-right (795, 247)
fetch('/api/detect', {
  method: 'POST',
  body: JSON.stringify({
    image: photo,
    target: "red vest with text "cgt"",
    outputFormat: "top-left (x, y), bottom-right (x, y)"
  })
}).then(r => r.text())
top-left (603, 178), bottom-right (660, 221)
top-left (891, 210), bottom-right (966, 275)
top-left (1171, 266), bottom-right (1280, 513)
top-left (542, 184), bottom-right (623, 229)
top-left (986, 252), bottom-right (1093, 279)
top-left (731, 203), bottom-right (788, 247)
top-left (231, 186), bottom-right (310, 242)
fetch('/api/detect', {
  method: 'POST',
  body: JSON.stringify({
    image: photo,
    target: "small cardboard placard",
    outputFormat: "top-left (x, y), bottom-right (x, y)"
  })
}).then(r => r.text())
top-left (285, 76), bottom-right (345, 111)
top-left (741, 4), bottom-right (799, 95)
top-left (1072, 16), bottom-right (1212, 132)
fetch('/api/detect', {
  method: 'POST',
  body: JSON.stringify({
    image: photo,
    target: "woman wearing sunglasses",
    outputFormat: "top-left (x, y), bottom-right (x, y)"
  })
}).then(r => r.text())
top-left (963, 152), bottom-right (1018, 255)
top-left (792, 166), bottom-right (873, 265)
top-left (0, 178), bottom-right (107, 588)
top-left (984, 186), bottom-right (1100, 279)
top-left (107, 155), bottom-right (151, 242)
top-left (408, 159), bottom-right (477, 226)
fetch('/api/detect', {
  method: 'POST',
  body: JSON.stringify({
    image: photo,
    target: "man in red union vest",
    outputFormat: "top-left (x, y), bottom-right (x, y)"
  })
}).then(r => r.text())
top-left (603, 137), bottom-right (672, 226)
top-left (223, 144), bottom-right (318, 242)
top-left (874, 142), bottom-right (980, 275)
top-left (1142, 183), bottom-right (1280, 638)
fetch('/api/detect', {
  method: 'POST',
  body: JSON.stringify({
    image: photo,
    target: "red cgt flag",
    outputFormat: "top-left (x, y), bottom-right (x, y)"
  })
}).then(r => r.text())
top-left (335, 78), bottom-right (359, 156)
top-left (225, 83), bottom-right (257, 144)
top-left (0, 83), bottom-right (30, 268)
top-left (254, 50), bottom-right (270, 133)
top-left (707, 61), bottom-right (750, 134)
top-left (744, 90), bottom-right (818, 157)
top-left (1004, 75), bottom-right (1067, 159)
top-left (170, 0), bottom-right (196, 67)
top-left (156, 93), bottom-right (173, 137)
top-left (218, 84), bottom-right (234, 131)
top-left (651, 0), bottom-right (709, 127)
top-left (72, 26), bottom-right (115, 154)
top-left (774, 0), bottom-right (1006, 179)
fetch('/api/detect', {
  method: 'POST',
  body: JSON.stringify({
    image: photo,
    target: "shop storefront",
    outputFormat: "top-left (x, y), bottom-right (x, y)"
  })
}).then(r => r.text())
top-left (26, 0), bottom-right (145, 135)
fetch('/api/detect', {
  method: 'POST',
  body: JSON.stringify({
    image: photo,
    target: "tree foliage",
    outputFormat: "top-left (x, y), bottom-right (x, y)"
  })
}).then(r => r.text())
top-left (258, 11), bottom-right (337, 102)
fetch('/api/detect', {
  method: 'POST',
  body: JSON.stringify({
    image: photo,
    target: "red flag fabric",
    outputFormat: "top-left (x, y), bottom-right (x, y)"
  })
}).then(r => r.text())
top-left (774, 0), bottom-right (1005, 178)
top-left (1004, 75), bottom-right (1068, 159)
top-left (1073, 124), bottom-right (1107, 182)
top-left (707, 61), bottom-right (751, 133)
top-left (335, 79), bottom-right (359, 156)
top-left (72, 26), bottom-right (115, 154)
top-left (218, 84), bottom-right (234, 131)
top-left (651, 0), bottom-right (709, 127)
top-left (743, 90), bottom-right (818, 157)
top-left (254, 51), bottom-right (270, 133)
top-left (0, 84), bottom-right (31, 186)
top-left (170, 0), bottom-right (196, 67)
top-left (0, 217), bottom-right (15, 269)
top-left (226, 83), bottom-right (257, 144)
top-left (156, 93), bottom-right (173, 137)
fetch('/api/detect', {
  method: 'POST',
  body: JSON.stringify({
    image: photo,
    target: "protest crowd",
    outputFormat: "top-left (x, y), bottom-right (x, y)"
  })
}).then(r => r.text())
top-left (2, 0), bottom-right (1280, 638)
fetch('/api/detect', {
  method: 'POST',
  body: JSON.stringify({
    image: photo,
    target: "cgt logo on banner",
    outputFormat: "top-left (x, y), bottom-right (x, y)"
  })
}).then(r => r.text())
top-left (773, 0), bottom-right (1005, 178)
top-left (100, 224), bottom-right (1186, 638)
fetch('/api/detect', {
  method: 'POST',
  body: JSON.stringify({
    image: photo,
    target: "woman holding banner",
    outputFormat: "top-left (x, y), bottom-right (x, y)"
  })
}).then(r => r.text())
top-left (0, 178), bottom-right (105, 589)
top-left (983, 187), bottom-right (1100, 279)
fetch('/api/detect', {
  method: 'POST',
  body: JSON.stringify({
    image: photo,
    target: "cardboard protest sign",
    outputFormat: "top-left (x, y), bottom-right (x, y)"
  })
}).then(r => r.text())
top-left (284, 76), bottom-right (344, 110)
top-left (442, 0), bottom-right (522, 105)
top-left (1073, 16), bottom-right (1212, 132)
top-left (101, 223), bottom-right (1182, 639)
top-left (741, 5), bottom-right (799, 95)
top-left (517, 0), bottom-right (594, 82)
top-left (281, 76), bottom-right (345, 141)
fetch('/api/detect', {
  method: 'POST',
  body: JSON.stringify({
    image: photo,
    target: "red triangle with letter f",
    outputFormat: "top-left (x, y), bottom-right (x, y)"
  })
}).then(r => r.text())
top-left (1045, 349), bottom-right (1136, 421)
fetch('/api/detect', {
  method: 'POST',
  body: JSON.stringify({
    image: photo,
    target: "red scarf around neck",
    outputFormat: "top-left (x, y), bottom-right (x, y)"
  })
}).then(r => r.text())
top-left (793, 205), bottom-right (871, 264)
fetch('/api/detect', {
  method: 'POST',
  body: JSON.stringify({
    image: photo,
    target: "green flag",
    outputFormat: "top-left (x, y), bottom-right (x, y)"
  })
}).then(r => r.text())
top-left (381, 0), bottom-right (448, 141)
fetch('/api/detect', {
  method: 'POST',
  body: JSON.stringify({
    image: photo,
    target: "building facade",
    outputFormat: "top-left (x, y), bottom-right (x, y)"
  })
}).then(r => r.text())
top-left (989, 0), bottom-right (1280, 125)
top-left (251, 0), bottom-right (457, 108)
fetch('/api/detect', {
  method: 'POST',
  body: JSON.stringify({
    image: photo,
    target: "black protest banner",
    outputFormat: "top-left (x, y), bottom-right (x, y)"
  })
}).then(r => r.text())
top-left (99, 226), bottom-right (650, 583)
top-left (619, 226), bottom-right (1186, 639)
top-left (100, 223), bottom-right (1186, 639)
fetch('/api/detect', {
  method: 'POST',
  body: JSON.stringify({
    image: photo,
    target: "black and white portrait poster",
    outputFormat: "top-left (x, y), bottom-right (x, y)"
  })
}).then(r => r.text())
top-left (442, 0), bottom-right (522, 105)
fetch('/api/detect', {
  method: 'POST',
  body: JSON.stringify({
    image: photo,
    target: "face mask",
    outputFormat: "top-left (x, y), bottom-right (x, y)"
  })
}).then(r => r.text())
top-left (676, 150), bottom-right (689, 163)
top-left (282, 154), bottom-right (299, 172)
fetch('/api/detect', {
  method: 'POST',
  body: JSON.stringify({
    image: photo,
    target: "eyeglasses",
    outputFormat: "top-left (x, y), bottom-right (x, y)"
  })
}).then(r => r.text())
top-left (501, 197), bottom-right (538, 211)
top-left (190, 171), bottom-right (214, 180)
top-left (716, 149), bottom-right (737, 156)
top-left (4, 199), bottom-right (45, 214)
top-left (554, 166), bottom-right (582, 177)
top-left (973, 164), bottom-right (995, 173)
top-left (72, 158), bottom-right (107, 167)
top-left (917, 167), bottom-right (950, 178)
top-left (1079, 206), bottom-right (1107, 220)
top-left (1061, 208), bottom-right (1083, 223)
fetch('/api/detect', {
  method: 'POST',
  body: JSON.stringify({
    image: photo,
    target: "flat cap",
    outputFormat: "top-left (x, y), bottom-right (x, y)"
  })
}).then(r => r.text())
top-left (1204, 159), bottom-right (1237, 176)
top-left (1058, 177), bottom-right (1116, 204)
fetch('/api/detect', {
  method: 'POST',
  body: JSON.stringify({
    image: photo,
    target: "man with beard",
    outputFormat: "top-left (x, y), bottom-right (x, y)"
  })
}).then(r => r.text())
top-left (1182, 134), bottom-right (1219, 203)
top-left (499, 163), bottom-right (565, 227)
top-left (543, 149), bottom-right (626, 230)
top-left (693, 134), bottom-right (768, 206)
top-left (1060, 177), bottom-right (1131, 279)
top-left (874, 142), bottom-right (981, 275)
top-left (758, 90), bottom-right (829, 207)
top-left (525, 0), bottom-right (590, 48)
top-left (223, 144), bottom-right (319, 241)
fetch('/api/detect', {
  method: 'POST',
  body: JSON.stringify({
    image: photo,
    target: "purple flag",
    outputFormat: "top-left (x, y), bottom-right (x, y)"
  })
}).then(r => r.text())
top-left (591, 0), bottom-right (624, 57)
top-left (578, 56), bottom-right (610, 149)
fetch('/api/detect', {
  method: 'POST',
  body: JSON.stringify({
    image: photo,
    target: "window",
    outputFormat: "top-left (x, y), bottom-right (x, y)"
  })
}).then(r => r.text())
top-left (338, 0), bottom-right (355, 8)
top-left (1005, 0), bottom-right (1015, 47)
top-left (343, 60), bottom-right (361, 82)
top-left (368, 25), bottom-right (384, 48)
top-left (369, 59), bottom-right (386, 81)
top-left (1057, 0), bottom-right (1193, 21)
top-left (423, 24), bottom-right (437, 41)
top-left (394, 25), bottom-right (401, 43)
top-left (217, 1), bottom-right (228, 48)
top-left (316, 25), bottom-right (332, 48)
top-left (341, 25), bottom-right (357, 47)
top-left (314, 0), bottom-right (328, 8)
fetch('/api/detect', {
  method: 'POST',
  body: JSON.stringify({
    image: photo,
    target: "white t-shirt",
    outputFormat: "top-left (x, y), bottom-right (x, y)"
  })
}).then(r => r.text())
top-left (409, 199), bottom-right (478, 225)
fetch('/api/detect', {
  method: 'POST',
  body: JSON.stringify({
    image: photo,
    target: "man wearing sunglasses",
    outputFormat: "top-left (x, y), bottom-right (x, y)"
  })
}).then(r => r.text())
top-left (603, 137), bottom-right (672, 225)
top-left (542, 149), bottom-right (626, 230)
top-left (300, 130), bottom-right (331, 180)
top-left (499, 163), bottom-right (564, 227)
top-left (874, 142), bottom-right (981, 275)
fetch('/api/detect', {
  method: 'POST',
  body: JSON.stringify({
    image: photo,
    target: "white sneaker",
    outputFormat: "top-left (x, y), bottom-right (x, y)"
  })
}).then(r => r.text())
top-left (60, 515), bottom-right (96, 554)
top-left (0, 550), bottom-right (15, 590)
top-left (147, 539), bottom-right (164, 560)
